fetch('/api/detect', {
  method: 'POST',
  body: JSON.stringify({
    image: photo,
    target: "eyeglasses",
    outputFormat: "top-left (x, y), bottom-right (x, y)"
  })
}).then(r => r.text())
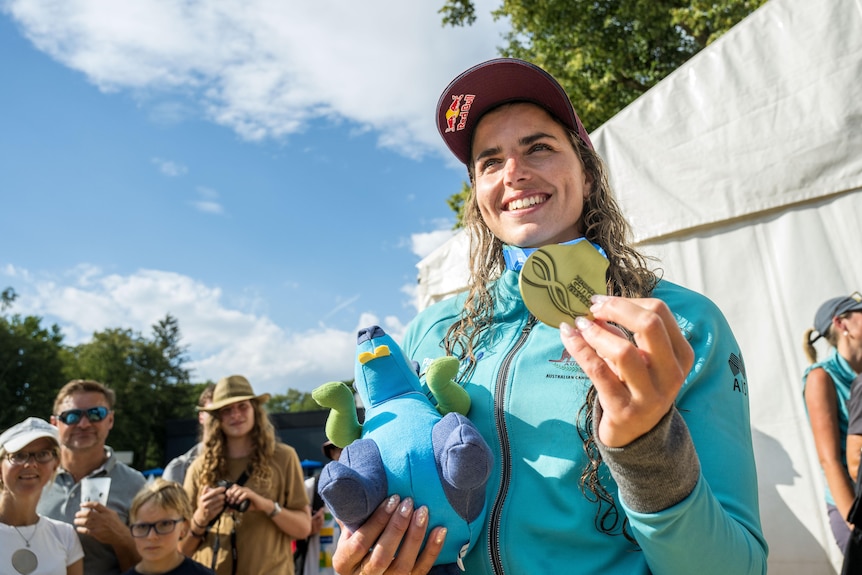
top-left (56, 406), bottom-right (111, 425)
top-left (129, 518), bottom-right (185, 538)
top-left (6, 449), bottom-right (57, 465)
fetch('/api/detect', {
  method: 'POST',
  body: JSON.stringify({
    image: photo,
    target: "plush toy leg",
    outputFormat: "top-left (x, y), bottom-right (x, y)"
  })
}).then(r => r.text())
top-left (312, 380), bottom-right (362, 448)
top-left (318, 438), bottom-right (388, 531)
top-left (432, 412), bottom-right (493, 523)
top-left (425, 356), bottom-right (471, 416)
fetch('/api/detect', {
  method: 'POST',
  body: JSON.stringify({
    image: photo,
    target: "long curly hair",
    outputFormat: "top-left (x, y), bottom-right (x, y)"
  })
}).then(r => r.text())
top-left (442, 107), bottom-right (659, 542)
top-left (197, 399), bottom-right (277, 489)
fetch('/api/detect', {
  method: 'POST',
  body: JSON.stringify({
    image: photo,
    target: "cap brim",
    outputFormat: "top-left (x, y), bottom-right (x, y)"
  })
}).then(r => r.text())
top-left (436, 58), bottom-right (593, 165)
top-left (201, 393), bottom-right (271, 412)
top-left (3, 431), bottom-right (59, 454)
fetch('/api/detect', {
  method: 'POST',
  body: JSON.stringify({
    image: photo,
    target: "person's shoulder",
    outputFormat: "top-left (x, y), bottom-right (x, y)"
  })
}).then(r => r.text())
top-left (653, 279), bottom-right (727, 322)
top-left (40, 515), bottom-right (77, 537)
top-left (413, 295), bottom-right (465, 329)
top-left (112, 460), bottom-right (147, 483)
top-left (178, 556), bottom-right (217, 574)
top-left (404, 296), bottom-right (464, 351)
top-left (273, 442), bottom-right (299, 461)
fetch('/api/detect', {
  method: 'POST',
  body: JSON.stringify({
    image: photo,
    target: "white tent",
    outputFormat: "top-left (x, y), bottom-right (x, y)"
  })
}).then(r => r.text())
top-left (416, 0), bottom-right (862, 572)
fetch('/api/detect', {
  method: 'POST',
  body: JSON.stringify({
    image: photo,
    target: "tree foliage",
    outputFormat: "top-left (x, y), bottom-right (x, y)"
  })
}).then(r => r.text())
top-left (0, 312), bottom-right (66, 430)
top-left (63, 315), bottom-right (195, 470)
top-left (440, 0), bottom-right (767, 226)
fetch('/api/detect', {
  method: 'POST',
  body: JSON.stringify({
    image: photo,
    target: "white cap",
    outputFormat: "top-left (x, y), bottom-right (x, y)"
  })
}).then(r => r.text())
top-left (0, 417), bottom-right (59, 453)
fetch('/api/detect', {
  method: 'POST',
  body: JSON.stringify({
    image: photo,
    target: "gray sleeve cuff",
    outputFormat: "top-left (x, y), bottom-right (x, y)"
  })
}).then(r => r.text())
top-left (593, 401), bottom-right (700, 514)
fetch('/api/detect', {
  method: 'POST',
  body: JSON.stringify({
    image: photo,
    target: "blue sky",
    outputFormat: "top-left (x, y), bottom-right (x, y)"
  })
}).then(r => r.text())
top-left (0, 1), bottom-right (508, 395)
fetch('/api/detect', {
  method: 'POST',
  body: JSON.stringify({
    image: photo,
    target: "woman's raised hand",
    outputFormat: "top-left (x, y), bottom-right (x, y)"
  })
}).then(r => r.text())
top-left (560, 295), bottom-right (694, 448)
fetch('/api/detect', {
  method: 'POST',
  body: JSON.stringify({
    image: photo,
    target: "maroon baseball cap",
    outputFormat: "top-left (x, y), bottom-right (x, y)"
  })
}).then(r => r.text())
top-left (436, 58), bottom-right (593, 166)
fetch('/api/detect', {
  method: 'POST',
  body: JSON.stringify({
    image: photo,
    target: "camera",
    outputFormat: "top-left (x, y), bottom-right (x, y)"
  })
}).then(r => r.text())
top-left (215, 480), bottom-right (250, 512)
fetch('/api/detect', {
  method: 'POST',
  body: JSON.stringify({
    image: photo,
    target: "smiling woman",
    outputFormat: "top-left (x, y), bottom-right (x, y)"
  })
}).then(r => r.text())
top-left (181, 375), bottom-right (312, 575)
top-left (0, 417), bottom-right (84, 575)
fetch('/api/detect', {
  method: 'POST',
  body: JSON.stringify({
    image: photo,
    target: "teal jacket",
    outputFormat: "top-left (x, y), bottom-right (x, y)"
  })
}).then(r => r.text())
top-left (403, 272), bottom-right (767, 574)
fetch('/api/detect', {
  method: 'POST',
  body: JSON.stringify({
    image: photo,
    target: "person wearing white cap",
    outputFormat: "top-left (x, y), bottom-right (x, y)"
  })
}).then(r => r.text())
top-left (802, 290), bottom-right (862, 554)
top-left (180, 375), bottom-right (311, 575)
top-left (331, 58), bottom-right (767, 575)
top-left (0, 417), bottom-right (84, 575)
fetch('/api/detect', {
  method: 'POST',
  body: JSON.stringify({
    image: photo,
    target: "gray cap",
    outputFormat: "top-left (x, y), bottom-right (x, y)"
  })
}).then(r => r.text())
top-left (0, 417), bottom-right (59, 453)
top-left (814, 292), bottom-right (862, 337)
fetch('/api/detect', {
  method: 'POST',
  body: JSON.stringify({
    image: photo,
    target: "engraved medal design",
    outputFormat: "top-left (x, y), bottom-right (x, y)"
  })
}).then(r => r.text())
top-left (519, 242), bottom-right (609, 328)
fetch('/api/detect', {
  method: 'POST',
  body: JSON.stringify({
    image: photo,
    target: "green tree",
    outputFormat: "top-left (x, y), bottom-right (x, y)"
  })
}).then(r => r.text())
top-left (1, 287), bottom-right (16, 311)
top-left (440, 0), bottom-right (767, 225)
top-left (270, 387), bottom-right (331, 413)
top-left (447, 182), bottom-right (473, 230)
top-left (0, 312), bottom-right (66, 430)
top-left (64, 315), bottom-right (197, 470)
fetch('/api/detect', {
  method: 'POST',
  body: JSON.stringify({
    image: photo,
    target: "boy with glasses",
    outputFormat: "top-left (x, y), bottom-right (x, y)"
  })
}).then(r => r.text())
top-left (38, 379), bottom-right (146, 575)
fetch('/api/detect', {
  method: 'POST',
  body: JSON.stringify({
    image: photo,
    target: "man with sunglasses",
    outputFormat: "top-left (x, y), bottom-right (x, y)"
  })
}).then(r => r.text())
top-left (37, 379), bottom-right (146, 575)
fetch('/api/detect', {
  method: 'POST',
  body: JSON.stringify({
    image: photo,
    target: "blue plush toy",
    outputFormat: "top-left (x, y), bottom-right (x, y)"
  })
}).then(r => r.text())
top-left (312, 325), bottom-right (492, 574)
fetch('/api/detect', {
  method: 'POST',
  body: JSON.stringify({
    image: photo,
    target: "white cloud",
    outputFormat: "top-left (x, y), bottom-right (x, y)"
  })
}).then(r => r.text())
top-left (191, 201), bottom-right (224, 214)
top-left (2, 265), bottom-right (367, 395)
top-left (4, 0), bottom-right (508, 159)
top-left (151, 157), bottom-right (188, 177)
top-left (411, 228), bottom-right (457, 259)
top-left (192, 186), bottom-right (224, 214)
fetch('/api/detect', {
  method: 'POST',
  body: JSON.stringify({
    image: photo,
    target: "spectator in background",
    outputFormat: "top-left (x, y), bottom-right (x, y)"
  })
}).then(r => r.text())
top-left (39, 379), bottom-right (146, 574)
top-left (296, 441), bottom-right (342, 575)
top-left (181, 375), bottom-right (311, 575)
top-left (163, 384), bottom-right (216, 485)
top-left (846, 373), bottom-right (862, 482)
top-left (803, 291), bottom-right (862, 553)
top-left (122, 478), bottom-right (214, 575)
top-left (1, 417), bottom-right (84, 575)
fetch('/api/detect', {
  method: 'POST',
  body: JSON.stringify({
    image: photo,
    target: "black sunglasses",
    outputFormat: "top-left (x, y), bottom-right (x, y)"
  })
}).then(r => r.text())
top-left (56, 406), bottom-right (111, 425)
top-left (129, 518), bottom-right (184, 538)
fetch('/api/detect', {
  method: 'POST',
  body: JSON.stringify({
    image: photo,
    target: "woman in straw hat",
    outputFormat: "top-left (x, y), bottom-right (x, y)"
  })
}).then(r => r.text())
top-left (802, 291), bottom-right (862, 553)
top-left (180, 375), bottom-right (311, 575)
top-left (0, 417), bottom-right (84, 575)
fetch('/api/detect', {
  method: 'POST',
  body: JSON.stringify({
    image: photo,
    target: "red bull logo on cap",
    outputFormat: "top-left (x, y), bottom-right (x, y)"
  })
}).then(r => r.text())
top-left (444, 94), bottom-right (475, 133)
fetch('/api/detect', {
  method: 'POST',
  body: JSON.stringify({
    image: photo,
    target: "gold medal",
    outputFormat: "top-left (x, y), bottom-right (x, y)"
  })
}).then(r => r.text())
top-left (519, 242), bottom-right (609, 328)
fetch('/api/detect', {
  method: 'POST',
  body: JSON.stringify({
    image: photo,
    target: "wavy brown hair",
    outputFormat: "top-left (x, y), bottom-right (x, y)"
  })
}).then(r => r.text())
top-left (197, 399), bottom-right (277, 489)
top-left (442, 104), bottom-right (659, 542)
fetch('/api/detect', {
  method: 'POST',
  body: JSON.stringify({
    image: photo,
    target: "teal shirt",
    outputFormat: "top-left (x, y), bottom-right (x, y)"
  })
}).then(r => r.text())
top-left (802, 347), bottom-right (857, 505)
top-left (404, 273), bottom-right (767, 575)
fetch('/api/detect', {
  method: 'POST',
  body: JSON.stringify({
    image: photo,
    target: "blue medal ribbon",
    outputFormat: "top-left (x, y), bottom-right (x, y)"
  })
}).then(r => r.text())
top-left (503, 238), bottom-right (607, 271)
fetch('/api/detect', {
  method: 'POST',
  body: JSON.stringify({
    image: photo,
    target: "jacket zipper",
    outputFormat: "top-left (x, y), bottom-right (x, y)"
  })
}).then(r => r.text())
top-left (488, 314), bottom-right (537, 574)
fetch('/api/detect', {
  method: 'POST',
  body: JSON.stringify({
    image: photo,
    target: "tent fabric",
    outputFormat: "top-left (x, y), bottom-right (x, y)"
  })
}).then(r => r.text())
top-left (593, 0), bottom-right (862, 244)
top-left (415, 0), bottom-right (862, 572)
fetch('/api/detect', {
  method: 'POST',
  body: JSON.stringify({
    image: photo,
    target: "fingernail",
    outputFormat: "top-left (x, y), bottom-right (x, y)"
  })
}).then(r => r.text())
top-left (590, 294), bottom-right (608, 312)
top-left (574, 316), bottom-right (593, 331)
top-left (560, 321), bottom-right (575, 337)
top-left (400, 497), bottom-right (414, 517)
top-left (435, 527), bottom-right (447, 544)
top-left (384, 495), bottom-right (399, 514)
top-left (414, 506), bottom-right (428, 527)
